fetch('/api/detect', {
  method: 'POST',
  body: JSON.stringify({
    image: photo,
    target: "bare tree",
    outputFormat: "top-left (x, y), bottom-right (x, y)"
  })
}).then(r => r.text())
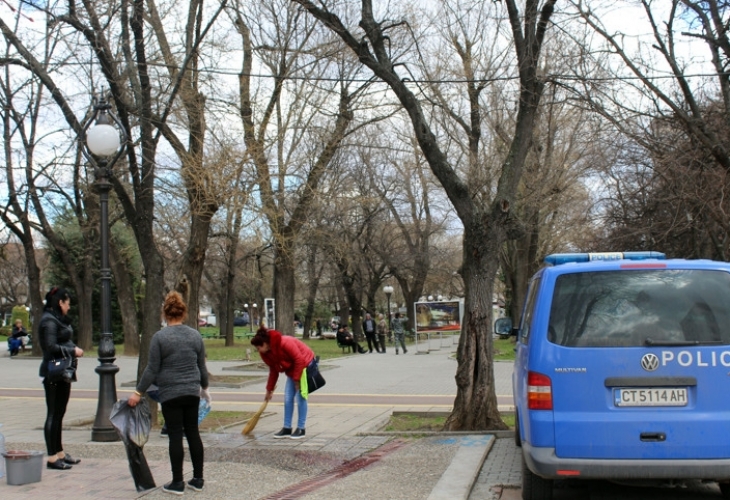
top-left (291, 0), bottom-right (558, 430)
top-left (232, 0), bottom-right (366, 336)
top-left (569, 1), bottom-right (730, 258)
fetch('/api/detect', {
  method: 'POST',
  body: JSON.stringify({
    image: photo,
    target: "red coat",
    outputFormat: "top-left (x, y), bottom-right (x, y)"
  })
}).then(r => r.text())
top-left (260, 329), bottom-right (315, 391)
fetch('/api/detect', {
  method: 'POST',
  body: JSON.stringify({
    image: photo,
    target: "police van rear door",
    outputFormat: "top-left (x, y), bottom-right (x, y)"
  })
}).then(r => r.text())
top-left (545, 262), bottom-right (730, 460)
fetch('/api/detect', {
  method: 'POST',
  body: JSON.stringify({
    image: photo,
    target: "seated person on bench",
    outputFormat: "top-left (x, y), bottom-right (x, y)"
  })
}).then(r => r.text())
top-left (336, 324), bottom-right (366, 353)
top-left (8, 319), bottom-right (28, 356)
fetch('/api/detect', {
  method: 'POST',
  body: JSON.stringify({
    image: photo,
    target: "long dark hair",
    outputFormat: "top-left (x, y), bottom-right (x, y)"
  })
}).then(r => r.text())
top-left (44, 286), bottom-right (70, 317)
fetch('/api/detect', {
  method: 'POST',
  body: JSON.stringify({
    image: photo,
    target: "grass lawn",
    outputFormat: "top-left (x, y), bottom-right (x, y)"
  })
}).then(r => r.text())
top-left (201, 336), bottom-right (362, 361)
top-left (2, 330), bottom-right (516, 363)
top-left (198, 410), bottom-right (256, 432)
top-left (493, 337), bottom-right (517, 361)
top-left (385, 412), bottom-right (515, 431)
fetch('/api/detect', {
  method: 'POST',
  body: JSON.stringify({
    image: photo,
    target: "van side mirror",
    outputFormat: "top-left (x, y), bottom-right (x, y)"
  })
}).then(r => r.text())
top-left (494, 317), bottom-right (513, 336)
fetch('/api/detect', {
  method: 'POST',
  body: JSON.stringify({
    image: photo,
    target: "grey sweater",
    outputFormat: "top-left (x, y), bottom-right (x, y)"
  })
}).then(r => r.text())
top-left (136, 324), bottom-right (209, 403)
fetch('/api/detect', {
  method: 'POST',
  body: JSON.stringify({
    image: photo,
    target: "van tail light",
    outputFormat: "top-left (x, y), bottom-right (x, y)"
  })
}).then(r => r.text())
top-left (528, 371), bottom-right (553, 410)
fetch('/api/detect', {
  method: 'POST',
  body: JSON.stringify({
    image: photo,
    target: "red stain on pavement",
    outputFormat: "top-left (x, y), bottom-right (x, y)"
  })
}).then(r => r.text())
top-left (260, 439), bottom-right (409, 500)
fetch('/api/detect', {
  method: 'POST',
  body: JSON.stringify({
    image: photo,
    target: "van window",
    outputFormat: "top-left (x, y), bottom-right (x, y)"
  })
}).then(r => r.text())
top-left (520, 278), bottom-right (540, 343)
top-left (548, 269), bottom-right (730, 347)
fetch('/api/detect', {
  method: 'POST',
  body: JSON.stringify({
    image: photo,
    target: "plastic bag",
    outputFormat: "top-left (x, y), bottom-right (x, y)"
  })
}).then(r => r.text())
top-left (110, 398), bottom-right (151, 448)
top-left (198, 398), bottom-right (211, 425)
top-left (109, 398), bottom-right (155, 492)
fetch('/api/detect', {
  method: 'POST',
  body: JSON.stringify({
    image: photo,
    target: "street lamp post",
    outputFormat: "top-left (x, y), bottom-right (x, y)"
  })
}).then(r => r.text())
top-left (80, 92), bottom-right (127, 442)
top-left (244, 303), bottom-right (251, 333)
top-left (383, 285), bottom-right (394, 337)
top-left (252, 303), bottom-right (257, 332)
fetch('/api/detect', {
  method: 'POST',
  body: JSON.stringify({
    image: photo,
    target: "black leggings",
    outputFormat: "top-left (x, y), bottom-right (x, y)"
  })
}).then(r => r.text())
top-left (161, 395), bottom-right (204, 482)
top-left (43, 379), bottom-right (71, 456)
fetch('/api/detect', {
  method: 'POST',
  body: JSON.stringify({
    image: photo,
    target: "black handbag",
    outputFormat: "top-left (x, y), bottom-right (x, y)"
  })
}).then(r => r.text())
top-left (306, 357), bottom-right (326, 394)
top-left (47, 351), bottom-right (74, 383)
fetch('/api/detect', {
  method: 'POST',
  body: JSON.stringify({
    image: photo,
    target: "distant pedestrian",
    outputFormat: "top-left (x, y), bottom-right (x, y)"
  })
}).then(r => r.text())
top-left (39, 287), bottom-right (83, 470)
top-left (362, 313), bottom-right (379, 353)
top-left (392, 312), bottom-right (407, 355)
top-left (128, 291), bottom-right (211, 495)
top-left (251, 325), bottom-right (316, 439)
top-left (376, 313), bottom-right (387, 353)
top-left (336, 324), bottom-right (366, 353)
top-left (316, 319), bottom-right (323, 337)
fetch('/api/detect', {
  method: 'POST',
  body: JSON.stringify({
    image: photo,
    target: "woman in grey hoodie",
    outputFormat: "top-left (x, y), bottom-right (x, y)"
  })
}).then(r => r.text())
top-left (128, 291), bottom-right (210, 495)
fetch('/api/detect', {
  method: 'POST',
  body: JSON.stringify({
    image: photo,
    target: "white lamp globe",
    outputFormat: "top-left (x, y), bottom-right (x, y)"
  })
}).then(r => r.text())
top-left (86, 124), bottom-right (121, 156)
top-left (383, 285), bottom-right (394, 295)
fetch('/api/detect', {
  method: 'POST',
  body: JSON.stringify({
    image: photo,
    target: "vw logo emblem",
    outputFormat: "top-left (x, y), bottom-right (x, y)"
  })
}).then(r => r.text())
top-left (641, 353), bottom-right (659, 371)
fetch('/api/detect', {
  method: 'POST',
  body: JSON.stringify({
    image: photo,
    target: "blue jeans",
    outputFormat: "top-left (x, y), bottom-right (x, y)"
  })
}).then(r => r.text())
top-left (283, 376), bottom-right (308, 430)
top-left (8, 337), bottom-right (21, 355)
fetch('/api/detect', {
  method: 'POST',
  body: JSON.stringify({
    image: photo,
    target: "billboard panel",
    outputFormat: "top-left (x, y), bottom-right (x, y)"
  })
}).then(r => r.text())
top-left (414, 300), bottom-right (461, 333)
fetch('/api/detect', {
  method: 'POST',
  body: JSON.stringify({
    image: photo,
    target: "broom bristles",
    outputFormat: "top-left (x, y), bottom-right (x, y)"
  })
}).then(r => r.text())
top-left (242, 400), bottom-right (268, 435)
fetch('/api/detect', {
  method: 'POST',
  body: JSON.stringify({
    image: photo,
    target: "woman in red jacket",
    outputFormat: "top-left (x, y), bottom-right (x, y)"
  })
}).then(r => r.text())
top-left (251, 326), bottom-right (315, 439)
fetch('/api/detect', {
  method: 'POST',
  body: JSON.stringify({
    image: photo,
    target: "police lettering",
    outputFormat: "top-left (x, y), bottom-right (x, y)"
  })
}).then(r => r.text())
top-left (660, 350), bottom-right (730, 367)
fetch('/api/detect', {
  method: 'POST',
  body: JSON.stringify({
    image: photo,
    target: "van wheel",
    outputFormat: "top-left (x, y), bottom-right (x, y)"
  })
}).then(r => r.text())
top-left (522, 456), bottom-right (553, 500)
top-left (514, 411), bottom-right (522, 447)
top-left (720, 482), bottom-right (730, 498)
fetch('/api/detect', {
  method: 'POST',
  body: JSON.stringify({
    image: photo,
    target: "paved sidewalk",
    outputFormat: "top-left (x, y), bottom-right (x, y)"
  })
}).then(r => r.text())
top-left (0, 337), bottom-right (520, 499)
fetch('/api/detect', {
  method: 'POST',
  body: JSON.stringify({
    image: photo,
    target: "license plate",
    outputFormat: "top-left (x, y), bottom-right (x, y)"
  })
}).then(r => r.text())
top-left (614, 387), bottom-right (688, 407)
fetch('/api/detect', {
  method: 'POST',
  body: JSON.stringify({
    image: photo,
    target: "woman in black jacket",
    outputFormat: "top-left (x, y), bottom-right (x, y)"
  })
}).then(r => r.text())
top-left (39, 287), bottom-right (84, 470)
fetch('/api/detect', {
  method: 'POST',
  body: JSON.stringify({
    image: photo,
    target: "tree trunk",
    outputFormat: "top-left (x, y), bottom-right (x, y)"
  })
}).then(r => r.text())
top-left (445, 215), bottom-right (507, 430)
top-left (109, 237), bottom-right (140, 356)
top-left (273, 232), bottom-right (296, 336)
top-left (333, 278), bottom-right (347, 327)
top-left (76, 265), bottom-right (95, 352)
top-left (21, 235), bottom-right (44, 357)
top-left (176, 212), bottom-right (213, 329)
top-left (503, 206), bottom-right (541, 327)
top-left (137, 249), bottom-right (165, 380)
top-left (221, 282), bottom-right (235, 347)
top-left (302, 245), bottom-right (320, 340)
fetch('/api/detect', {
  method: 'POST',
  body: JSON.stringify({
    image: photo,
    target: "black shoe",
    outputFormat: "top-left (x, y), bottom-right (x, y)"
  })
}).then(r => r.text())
top-left (187, 478), bottom-right (205, 492)
top-left (62, 453), bottom-right (80, 465)
top-left (160, 426), bottom-right (168, 436)
top-left (396, 350), bottom-right (399, 355)
top-left (273, 427), bottom-right (292, 439)
top-left (290, 428), bottom-right (306, 439)
top-left (403, 349), bottom-right (408, 354)
top-left (47, 460), bottom-right (72, 470)
top-left (163, 481), bottom-right (185, 495)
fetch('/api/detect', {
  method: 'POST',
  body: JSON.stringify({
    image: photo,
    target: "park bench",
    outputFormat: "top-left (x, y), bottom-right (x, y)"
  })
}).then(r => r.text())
top-left (337, 339), bottom-right (352, 353)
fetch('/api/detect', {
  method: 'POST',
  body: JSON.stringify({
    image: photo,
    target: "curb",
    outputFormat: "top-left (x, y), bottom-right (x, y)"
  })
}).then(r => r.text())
top-left (428, 434), bottom-right (495, 500)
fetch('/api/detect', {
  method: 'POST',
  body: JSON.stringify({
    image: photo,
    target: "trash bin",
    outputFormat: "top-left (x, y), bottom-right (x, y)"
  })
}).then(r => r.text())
top-left (3, 450), bottom-right (43, 485)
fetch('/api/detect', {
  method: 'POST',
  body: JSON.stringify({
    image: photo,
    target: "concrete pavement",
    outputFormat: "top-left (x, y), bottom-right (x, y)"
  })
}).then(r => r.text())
top-left (0, 336), bottom-right (521, 499)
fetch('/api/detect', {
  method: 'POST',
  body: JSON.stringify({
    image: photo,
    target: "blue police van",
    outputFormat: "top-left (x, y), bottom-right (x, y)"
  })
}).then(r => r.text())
top-left (505, 252), bottom-right (730, 500)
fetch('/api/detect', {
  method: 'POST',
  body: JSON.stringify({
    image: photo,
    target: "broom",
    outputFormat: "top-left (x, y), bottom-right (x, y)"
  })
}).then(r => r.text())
top-left (241, 399), bottom-right (268, 435)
